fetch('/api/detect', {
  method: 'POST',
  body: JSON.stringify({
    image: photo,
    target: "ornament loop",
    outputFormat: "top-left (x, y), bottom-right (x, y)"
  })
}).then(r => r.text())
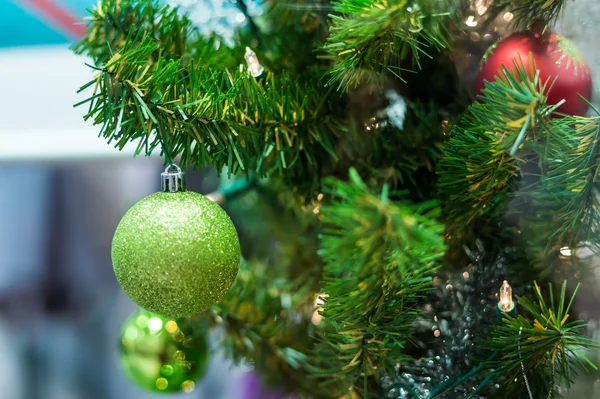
top-left (161, 164), bottom-right (186, 193)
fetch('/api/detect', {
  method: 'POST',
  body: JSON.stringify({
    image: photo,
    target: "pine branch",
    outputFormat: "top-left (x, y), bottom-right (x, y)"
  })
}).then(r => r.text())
top-left (484, 281), bottom-right (599, 397)
top-left (346, 98), bottom-right (449, 201)
top-left (204, 187), bottom-right (326, 396)
top-left (308, 169), bottom-right (446, 398)
top-left (389, 243), bottom-right (531, 398)
top-left (258, 0), bottom-right (332, 72)
top-left (502, 112), bottom-right (600, 262)
top-left (73, 0), bottom-right (347, 189)
top-left (543, 114), bottom-right (600, 250)
top-left (438, 58), bottom-right (600, 261)
top-left (438, 60), bottom-right (556, 234)
top-left (72, 0), bottom-right (239, 69)
top-left (322, 0), bottom-right (455, 90)
top-left (75, 32), bottom-right (345, 180)
top-left (210, 259), bottom-right (316, 393)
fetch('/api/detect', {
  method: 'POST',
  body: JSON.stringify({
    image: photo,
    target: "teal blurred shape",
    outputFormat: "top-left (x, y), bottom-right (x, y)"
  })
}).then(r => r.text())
top-left (0, 1), bottom-right (68, 47)
top-left (0, 0), bottom-right (96, 48)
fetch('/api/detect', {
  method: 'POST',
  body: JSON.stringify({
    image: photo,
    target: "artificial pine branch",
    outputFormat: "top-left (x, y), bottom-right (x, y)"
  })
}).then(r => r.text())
top-left (484, 281), bottom-right (599, 397)
top-left (438, 60), bottom-right (553, 234)
top-left (71, 0), bottom-right (600, 397)
top-left (438, 60), bottom-right (600, 256)
top-left (346, 99), bottom-right (450, 201)
top-left (210, 259), bottom-right (316, 394)
top-left (75, 32), bottom-right (345, 181)
top-left (542, 113), bottom-right (600, 251)
top-left (499, 112), bottom-right (600, 260)
top-left (322, 0), bottom-right (456, 90)
top-left (387, 244), bottom-right (529, 398)
top-left (203, 185), bottom-right (329, 396)
top-left (72, 0), bottom-right (239, 69)
top-left (308, 169), bottom-right (446, 398)
top-left (74, 0), bottom-right (347, 190)
top-left (259, 0), bottom-right (332, 72)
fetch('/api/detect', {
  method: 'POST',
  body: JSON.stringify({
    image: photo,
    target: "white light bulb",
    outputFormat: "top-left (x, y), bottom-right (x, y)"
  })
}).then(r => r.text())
top-left (560, 246), bottom-right (572, 257)
top-left (244, 47), bottom-right (264, 77)
top-left (311, 293), bottom-right (328, 325)
top-left (499, 280), bottom-right (514, 312)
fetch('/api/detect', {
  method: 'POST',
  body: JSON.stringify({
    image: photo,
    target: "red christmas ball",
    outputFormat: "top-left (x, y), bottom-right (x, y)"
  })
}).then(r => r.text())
top-left (475, 31), bottom-right (592, 116)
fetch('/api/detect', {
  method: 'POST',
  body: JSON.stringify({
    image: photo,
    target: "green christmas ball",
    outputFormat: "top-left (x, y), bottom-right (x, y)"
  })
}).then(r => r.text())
top-left (119, 309), bottom-right (209, 393)
top-left (112, 190), bottom-right (241, 318)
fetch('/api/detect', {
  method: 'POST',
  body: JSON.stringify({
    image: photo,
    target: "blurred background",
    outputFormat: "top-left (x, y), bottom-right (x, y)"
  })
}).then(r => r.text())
top-left (1, 0), bottom-right (600, 398)
top-left (0, 1), bottom-right (267, 398)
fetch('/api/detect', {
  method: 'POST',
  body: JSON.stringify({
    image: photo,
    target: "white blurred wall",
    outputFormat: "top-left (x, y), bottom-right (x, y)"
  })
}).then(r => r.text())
top-left (0, 45), bottom-right (131, 160)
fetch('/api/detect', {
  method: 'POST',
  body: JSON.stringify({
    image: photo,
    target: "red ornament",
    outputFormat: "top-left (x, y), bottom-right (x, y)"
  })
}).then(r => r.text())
top-left (476, 31), bottom-right (592, 116)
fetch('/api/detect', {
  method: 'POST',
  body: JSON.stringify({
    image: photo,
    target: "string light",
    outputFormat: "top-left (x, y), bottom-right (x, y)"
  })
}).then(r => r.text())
top-left (465, 15), bottom-right (477, 27)
top-left (559, 246), bottom-right (572, 257)
top-left (498, 280), bottom-right (514, 312)
top-left (244, 47), bottom-right (264, 77)
top-left (311, 293), bottom-right (328, 325)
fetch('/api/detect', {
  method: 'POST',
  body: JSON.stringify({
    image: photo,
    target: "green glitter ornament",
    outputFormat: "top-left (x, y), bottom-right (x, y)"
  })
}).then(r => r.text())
top-left (112, 165), bottom-right (241, 318)
top-left (119, 309), bottom-right (209, 393)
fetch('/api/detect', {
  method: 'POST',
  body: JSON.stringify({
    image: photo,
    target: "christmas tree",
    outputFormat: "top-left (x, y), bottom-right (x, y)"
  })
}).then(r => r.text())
top-left (73, 0), bottom-right (600, 397)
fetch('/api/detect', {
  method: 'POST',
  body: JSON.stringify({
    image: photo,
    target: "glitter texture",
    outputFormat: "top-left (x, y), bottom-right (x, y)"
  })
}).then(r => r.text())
top-left (112, 191), bottom-right (240, 318)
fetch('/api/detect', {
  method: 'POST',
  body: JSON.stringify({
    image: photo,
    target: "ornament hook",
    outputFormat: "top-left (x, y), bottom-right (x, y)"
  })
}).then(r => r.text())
top-left (161, 164), bottom-right (186, 193)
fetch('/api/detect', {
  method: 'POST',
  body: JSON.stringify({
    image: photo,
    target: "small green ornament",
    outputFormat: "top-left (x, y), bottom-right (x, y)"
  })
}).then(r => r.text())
top-left (112, 165), bottom-right (241, 318)
top-left (119, 309), bottom-right (209, 393)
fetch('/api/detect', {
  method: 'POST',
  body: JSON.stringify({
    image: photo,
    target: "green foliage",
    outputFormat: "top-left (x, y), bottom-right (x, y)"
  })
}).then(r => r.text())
top-left (501, 112), bottom-right (600, 262)
top-left (308, 169), bottom-right (446, 398)
top-left (322, 0), bottom-right (455, 90)
top-left (75, 35), bottom-right (345, 183)
top-left (352, 99), bottom-right (450, 201)
top-left (539, 113), bottom-right (600, 251)
top-left (229, 181), bottom-right (324, 293)
top-left (74, 0), bottom-right (347, 191)
top-left (258, 0), bottom-right (332, 72)
top-left (438, 60), bottom-right (600, 256)
top-left (72, 0), bottom-right (239, 69)
top-left (485, 281), bottom-right (599, 397)
top-left (72, 0), bottom-right (600, 397)
top-left (210, 259), bottom-right (316, 392)
top-left (204, 183), bottom-right (326, 395)
top-left (438, 60), bottom-right (553, 233)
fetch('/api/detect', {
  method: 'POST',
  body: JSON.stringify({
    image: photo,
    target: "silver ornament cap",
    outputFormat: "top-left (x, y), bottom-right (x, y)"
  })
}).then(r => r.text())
top-left (161, 164), bottom-right (186, 193)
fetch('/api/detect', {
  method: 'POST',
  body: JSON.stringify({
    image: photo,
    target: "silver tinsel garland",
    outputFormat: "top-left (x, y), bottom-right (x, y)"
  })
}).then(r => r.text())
top-left (384, 242), bottom-right (526, 399)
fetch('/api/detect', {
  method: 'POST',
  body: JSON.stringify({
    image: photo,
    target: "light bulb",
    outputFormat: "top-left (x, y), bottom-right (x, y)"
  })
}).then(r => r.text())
top-left (499, 280), bottom-right (514, 312)
top-left (311, 293), bottom-right (328, 325)
top-left (244, 47), bottom-right (264, 77)
top-left (559, 246), bottom-right (572, 257)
